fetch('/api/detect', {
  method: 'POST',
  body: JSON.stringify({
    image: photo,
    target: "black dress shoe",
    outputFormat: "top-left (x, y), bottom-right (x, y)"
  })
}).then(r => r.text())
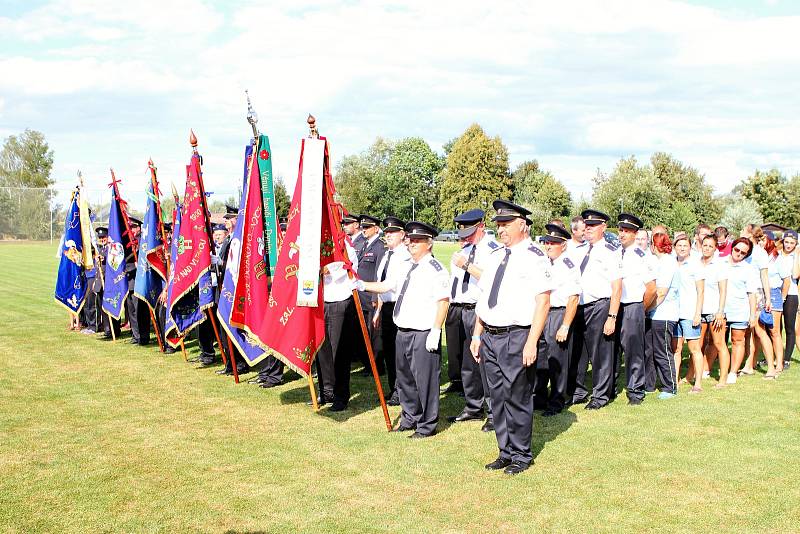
top-left (393, 424), bottom-right (416, 432)
top-left (248, 376), bottom-right (267, 384)
top-left (481, 421), bottom-right (494, 432)
top-left (329, 402), bottom-right (348, 412)
top-left (259, 381), bottom-right (282, 389)
top-left (215, 368), bottom-right (233, 375)
top-left (129, 339), bottom-right (139, 345)
top-left (485, 457), bottom-right (512, 470)
top-left (571, 397), bottom-right (589, 405)
top-left (236, 365), bottom-right (249, 375)
top-left (542, 409), bottom-right (560, 417)
top-left (585, 400), bottom-right (605, 410)
top-left (627, 398), bottom-right (643, 406)
top-left (307, 395), bottom-right (332, 406)
top-left (442, 383), bottom-right (464, 394)
top-left (447, 411), bottom-right (484, 423)
top-left (164, 347), bottom-right (176, 354)
top-left (408, 431), bottom-right (435, 439)
top-left (503, 461), bottom-right (530, 475)
top-left (387, 392), bottom-right (400, 406)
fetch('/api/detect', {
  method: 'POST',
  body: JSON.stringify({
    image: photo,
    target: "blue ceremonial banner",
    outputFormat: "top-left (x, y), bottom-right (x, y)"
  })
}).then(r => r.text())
top-left (102, 182), bottom-right (130, 320)
top-left (217, 144), bottom-right (268, 365)
top-left (54, 189), bottom-right (88, 314)
top-left (164, 205), bottom-right (214, 344)
top-left (133, 181), bottom-right (164, 312)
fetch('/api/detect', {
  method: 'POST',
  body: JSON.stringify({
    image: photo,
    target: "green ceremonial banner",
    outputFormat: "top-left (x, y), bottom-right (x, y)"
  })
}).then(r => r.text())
top-left (257, 134), bottom-right (279, 276)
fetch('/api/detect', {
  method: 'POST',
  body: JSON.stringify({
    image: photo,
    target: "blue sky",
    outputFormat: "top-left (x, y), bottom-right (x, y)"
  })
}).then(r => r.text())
top-left (2, 0), bottom-right (799, 212)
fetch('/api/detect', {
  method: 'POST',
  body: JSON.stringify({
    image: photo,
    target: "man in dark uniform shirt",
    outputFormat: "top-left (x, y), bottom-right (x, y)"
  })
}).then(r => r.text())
top-left (125, 217), bottom-right (151, 345)
top-left (355, 214), bottom-right (386, 374)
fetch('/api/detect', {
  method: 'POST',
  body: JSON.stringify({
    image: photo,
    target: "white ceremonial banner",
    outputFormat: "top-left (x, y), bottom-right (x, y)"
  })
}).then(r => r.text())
top-left (296, 138), bottom-right (325, 307)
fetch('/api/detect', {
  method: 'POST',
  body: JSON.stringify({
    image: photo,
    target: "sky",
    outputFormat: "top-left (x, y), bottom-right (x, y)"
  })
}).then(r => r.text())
top-left (2, 0), bottom-right (799, 212)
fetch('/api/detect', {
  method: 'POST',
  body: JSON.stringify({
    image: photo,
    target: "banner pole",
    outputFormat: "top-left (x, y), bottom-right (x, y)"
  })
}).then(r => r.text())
top-left (227, 337), bottom-right (239, 384)
top-left (179, 338), bottom-right (188, 361)
top-left (312, 116), bottom-right (391, 431)
top-left (307, 375), bottom-right (319, 411)
top-left (108, 311), bottom-right (117, 341)
top-left (149, 307), bottom-right (165, 352)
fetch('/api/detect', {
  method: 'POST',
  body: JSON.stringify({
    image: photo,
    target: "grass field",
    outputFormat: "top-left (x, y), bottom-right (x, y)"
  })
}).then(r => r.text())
top-left (2, 241), bottom-right (800, 533)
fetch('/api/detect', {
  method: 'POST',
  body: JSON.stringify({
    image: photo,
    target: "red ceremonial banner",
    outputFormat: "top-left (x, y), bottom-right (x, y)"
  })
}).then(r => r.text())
top-left (254, 138), bottom-right (341, 376)
top-left (168, 155), bottom-right (213, 315)
top-left (230, 148), bottom-right (270, 339)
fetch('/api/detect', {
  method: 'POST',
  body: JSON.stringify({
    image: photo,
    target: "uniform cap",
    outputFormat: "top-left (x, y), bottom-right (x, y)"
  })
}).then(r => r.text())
top-left (128, 217), bottom-right (143, 227)
top-left (454, 208), bottom-right (485, 238)
top-left (581, 209), bottom-right (610, 226)
top-left (405, 221), bottom-right (439, 239)
top-left (541, 223), bottom-right (571, 243)
top-left (359, 214), bottom-right (381, 228)
top-left (383, 216), bottom-right (406, 232)
top-left (212, 223), bottom-right (227, 232)
top-left (491, 199), bottom-right (532, 224)
top-left (95, 226), bottom-right (108, 237)
top-left (224, 204), bottom-right (239, 219)
top-left (341, 213), bottom-right (358, 224)
top-left (617, 212), bottom-right (643, 231)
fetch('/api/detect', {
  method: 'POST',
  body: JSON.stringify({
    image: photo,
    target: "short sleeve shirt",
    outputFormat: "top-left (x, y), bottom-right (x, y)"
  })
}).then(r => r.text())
top-left (620, 245), bottom-right (655, 303)
top-left (449, 234), bottom-right (501, 304)
top-left (676, 257), bottom-right (706, 319)
top-left (376, 245), bottom-right (411, 303)
top-left (650, 255), bottom-right (679, 321)
top-left (700, 258), bottom-right (729, 315)
top-left (549, 254), bottom-right (581, 308)
top-left (767, 254), bottom-right (790, 289)
top-left (391, 252), bottom-right (450, 330)
top-left (578, 241), bottom-right (623, 304)
top-left (725, 259), bottom-right (759, 323)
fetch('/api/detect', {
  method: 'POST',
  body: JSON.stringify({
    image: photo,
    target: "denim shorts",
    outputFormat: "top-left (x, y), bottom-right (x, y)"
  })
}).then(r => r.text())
top-left (673, 318), bottom-right (702, 340)
top-left (729, 321), bottom-right (749, 330)
top-left (770, 287), bottom-right (784, 312)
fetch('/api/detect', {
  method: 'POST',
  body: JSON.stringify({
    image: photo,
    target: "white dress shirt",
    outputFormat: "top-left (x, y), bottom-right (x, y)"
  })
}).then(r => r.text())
top-left (620, 244), bottom-right (655, 304)
top-left (323, 241), bottom-right (359, 303)
top-left (376, 244), bottom-right (411, 303)
top-left (391, 252), bottom-right (450, 330)
top-left (548, 253), bottom-right (581, 308)
top-left (577, 240), bottom-right (623, 305)
top-left (449, 234), bottom-right (501, 304)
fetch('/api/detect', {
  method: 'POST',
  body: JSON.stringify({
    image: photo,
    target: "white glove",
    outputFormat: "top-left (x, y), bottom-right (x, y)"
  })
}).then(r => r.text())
top-left (353, 279), bottom-right (366, 292)
top-left (425, 328), bottom-right (441, 352)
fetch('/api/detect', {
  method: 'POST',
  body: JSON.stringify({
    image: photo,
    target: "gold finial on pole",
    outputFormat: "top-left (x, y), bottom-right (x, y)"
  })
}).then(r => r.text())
top-left (307, 114), bottom-right (319, 139)
top-left (189, 129), bottom-right (198, 149)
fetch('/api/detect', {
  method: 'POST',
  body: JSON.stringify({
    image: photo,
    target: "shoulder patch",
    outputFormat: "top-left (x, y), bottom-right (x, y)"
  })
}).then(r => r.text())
top-left (563, 257), bottom-right (575, 269)
top-left (605, 242), bottom-right (618, 251)
top-left (488, 240), bottom-right (499, 250)
top-left (635, 247), bottom-right (645, 258)
top-left (429, 259), bottom-right (444, 272)
top-left (528, 244), bottom-right (544, 256)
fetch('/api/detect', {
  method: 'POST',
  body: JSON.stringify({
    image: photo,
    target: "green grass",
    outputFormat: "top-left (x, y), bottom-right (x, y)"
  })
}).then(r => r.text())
top-left (2, 241), bottom-right (800, 533)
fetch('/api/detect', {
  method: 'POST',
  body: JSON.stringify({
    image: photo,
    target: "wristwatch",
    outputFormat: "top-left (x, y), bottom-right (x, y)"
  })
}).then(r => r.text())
top-left (608, 313), bottom-right (618, 319)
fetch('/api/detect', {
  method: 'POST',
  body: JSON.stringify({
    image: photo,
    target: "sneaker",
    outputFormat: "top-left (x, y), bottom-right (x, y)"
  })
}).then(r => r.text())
top-left (784, 361), bottom-right (791, 371)
top-left (702, 371), bottom-right (710, 379)
top-left (726, 372), bottom-right (737, 384)
top-left (657, 392), bottom-right (676, 400)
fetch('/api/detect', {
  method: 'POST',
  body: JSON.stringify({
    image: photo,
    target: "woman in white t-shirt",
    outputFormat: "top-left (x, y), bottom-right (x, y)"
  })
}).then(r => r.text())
top-left (644, 233), bottom-right (679, 398)
top-left (686, 234), bottom-right (730, 387)
top-left (725, 238), bottom-right (759, 381)
top-left (786, 230), bottom-right (800, 368)
top-left (762, 232), bottom-right (788, 373)
top-left (671, 236), bottom-right (706, 393)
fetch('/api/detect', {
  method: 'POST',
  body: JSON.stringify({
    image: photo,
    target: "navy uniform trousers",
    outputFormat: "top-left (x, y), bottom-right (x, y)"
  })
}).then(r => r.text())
top-left (534, 307), bottom-right (571, 412)
top-left (125, 292), bottom-right (151, 344)
top-left (395, 328), bottom-right (440, 435)
top-left (444, 305), bottom-right (465, 390)
top-left (319, 297), bottom-right (354, 404)
top-left (644, 318), bottom-right (677, 395)
top-left (380, 302), bottom-right (398, 395)
top-left (614, 301), bottom-right (646, 402)
top-left (568, 298), bottom-right (614, 406)
top-left (481, 326), bottom-right (535, 465)
top-left (451, 304), bottom-right (491, 419)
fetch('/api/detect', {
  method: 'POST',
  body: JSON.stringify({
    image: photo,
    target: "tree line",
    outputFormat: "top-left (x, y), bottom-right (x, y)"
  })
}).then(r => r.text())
top-left (335, 123), bottom-right (799, 235)
top-left (3, 126), bottom-right (797, 240)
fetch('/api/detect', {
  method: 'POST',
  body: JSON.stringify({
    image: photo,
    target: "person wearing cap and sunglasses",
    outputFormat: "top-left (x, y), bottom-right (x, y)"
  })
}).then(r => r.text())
top-left (614, 213), bottom-right (656, 405)
top-left (356, 221), bottom-right (450, 438)
top-left (535, 223), bottom-right (580, 416)
top-left (445, 209), bottom-right (501, 432)
top-left (372, 216), bottom-right (412, 406)
top-left (469, 200), bottom-right (552, 475)
top-left (567, 209), bottom-right (623, 410)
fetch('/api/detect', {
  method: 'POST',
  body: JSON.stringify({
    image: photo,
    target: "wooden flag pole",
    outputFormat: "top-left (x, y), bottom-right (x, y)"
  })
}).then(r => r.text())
top-left (227, 338), bottom-right (240, 384)
top-left (190, 130), bottom-right (230, 368)
top-left (307, 375), bottom-right (319, 411)
top-left (310, 115), bottom-right (392, 431)
top-left (147, 158), bottom-right (170, 354)
top-left (179, 339), bottom-right (188, 361)
top-left (168, 182), bottom-right (190, 362)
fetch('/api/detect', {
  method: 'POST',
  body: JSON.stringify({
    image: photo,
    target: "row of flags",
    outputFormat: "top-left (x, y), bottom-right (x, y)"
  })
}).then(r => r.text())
top-left (54, 128), bottom-right (350, 378)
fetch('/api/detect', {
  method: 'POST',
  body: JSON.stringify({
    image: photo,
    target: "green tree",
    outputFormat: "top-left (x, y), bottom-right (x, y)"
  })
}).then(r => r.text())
top-left (739, 169), bottom-right (789, 225)
top-left (651, 152), bottom-right (721, 225)
top-left (439, 124), bottom-right (512, 227)
top-left (334, 137), bottom-right (393, 216)
top-left (661, 200), bottom-right (698, 235)
top-left (0, 129), bottom-right (55, 239)
top-left (591, 157), bottom-right (669, 228)
top-left (512, 160), bottom-right (572, 234)
top-left (274, 177), bottom-right (290, 219)
top-left (720, 196), bottom-right (763, 235)
top-left (377, 137), bottom-right (443, 226)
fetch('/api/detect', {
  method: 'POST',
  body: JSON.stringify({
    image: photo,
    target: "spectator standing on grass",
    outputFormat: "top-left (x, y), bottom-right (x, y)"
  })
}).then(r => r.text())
top-left (644, 233), bottom-right (679, 398)
top-left (786, 230), bottom-right (800, 368)
top-left (725, 238), bottom-right (760, 382)
top-left (671, 235), bottom-right (706, 393)
top-left (762, 231), bottom-right (787, 374)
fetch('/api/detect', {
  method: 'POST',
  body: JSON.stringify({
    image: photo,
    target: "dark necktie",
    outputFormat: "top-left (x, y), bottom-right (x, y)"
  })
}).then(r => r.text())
top-left (579, 244), bottom-right (593, 274)
top-left (461, 245), bottom-right (477, 293)
top-left (380, 250), bottom-right (393, 281)
top-left (393, 263), bottom-right (418, 318)
top-left (487, 249), bottom-right (511, 309)
top-left (622, 247), bottom-right (626, 258)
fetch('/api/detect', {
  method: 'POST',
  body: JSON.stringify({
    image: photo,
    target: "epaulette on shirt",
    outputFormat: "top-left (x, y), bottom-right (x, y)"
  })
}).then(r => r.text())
top-left (634, 247), bottom-right (645, 257)
top-left (429, 258), bottom-right (444, 272)
top-left (605, 242), bottom-right (618, 251)
top-left (563, 257), bottom-right (575, 269)
top-left (528, 244), bottom-right (544, 256)
top-left (488, 241), bottom-right (500, 250)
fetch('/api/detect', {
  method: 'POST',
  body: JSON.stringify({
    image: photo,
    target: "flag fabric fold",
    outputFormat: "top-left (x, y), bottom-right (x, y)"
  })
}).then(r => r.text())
top-left (133, 180), bottom-right (166, 312)
top-left (256, 134), bottom-right (279, 276)
top-left (253, 137), bottom-right (341, 376)
top-left (54, 188), bottom-right (88, 314)
top-left (102, 181), bottom-right (132, 320)
top-left (165, 154), bottom-right (214, 338)
top-left (217, 144), bottom-right (269, 365)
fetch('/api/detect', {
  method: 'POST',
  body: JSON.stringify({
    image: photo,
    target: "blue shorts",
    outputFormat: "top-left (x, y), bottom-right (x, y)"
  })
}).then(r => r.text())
top-left (673, 319), bottom-right (701, 340)
top-left (770, 287), bottom-right (783, 312)
top-left (729, 321), bottom-right (749, 330)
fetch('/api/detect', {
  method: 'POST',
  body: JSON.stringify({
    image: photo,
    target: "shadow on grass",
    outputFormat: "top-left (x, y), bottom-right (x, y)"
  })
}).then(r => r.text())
top-left (532, 410), bottom-right (578, 461)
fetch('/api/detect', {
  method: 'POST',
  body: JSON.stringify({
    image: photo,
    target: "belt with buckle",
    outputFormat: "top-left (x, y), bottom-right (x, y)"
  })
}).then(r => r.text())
top-left (450, 302), bottom-right (476, 310)
top-left (480, 322), bottom-right (530, 335)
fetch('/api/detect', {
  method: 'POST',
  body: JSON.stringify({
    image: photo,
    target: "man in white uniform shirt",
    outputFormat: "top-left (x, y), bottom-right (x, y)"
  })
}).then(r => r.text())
top-left (357, 221), bottom-right (450, 438)
top-left (319, 239), bottom-right (359, 411)
top-left (567, 209), bottom-right (623, 410)
top-left (446, 209), bottom-right (501, 431)
top-left (470, 200), bottom-right (552, 476)
top-left (534, 223), bottom-right (580, 417)
top-left (372, 216), bottom-right (411, 406)
top-left (567, 215), bottom-right (589, 264)
top-left (614, 213), bottom-right (656, 405)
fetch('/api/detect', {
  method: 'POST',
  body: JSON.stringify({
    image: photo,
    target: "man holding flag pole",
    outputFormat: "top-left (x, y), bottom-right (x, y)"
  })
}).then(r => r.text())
top-left (54, 183), bottom-right (91, 317)
top-left (101, 169), bottom-right (135, 340)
